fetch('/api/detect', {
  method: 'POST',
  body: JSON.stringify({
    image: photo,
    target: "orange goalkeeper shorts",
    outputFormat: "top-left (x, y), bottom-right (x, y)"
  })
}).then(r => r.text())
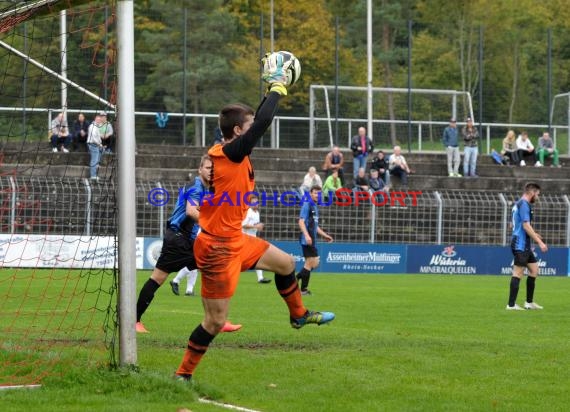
top-left (194, 231), bottom-right (270, 299)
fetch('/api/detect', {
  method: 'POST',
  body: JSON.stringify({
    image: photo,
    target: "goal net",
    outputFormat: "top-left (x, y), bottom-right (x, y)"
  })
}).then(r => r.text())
top-left (309, 85), bottom-right (474, 149)
top-left (0, 1), bottom-right (118, 387)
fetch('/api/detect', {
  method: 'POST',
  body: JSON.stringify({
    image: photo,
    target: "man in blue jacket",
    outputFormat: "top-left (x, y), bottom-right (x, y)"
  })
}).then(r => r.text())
top-left (442, 118), bottom-right (460, 177)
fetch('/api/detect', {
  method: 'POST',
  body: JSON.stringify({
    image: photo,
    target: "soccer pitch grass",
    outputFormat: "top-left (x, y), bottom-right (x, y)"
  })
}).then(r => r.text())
top-left (2, 271), bottom-right (570, 411)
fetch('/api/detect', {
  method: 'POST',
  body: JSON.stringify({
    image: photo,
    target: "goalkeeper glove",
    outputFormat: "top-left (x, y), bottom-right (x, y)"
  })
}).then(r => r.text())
top-left (261, 52), bottom-right (287, 83)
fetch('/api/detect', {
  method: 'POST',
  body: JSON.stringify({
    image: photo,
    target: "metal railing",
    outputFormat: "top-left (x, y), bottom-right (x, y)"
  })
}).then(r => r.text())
top-left (1, 106), bottom-right (569, 154)
top-left (1, 177), bottom-right (568, 247)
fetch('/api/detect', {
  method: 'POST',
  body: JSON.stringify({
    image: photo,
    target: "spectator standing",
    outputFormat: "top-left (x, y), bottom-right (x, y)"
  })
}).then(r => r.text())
top-left (442, 118), bottom-right (460, 177)
top-left (297, 185), bottom-right (333, 295)
top-left (389, 145), bottom-right (411, 189)
top-left (322, 145), bottom-right (345, 185)
top-left (537, 131), bottom-right (560, 167)
top-left (516, 131), bottom-right (538, 166)
top-left (350, 126), bottom-right (373, 178)
top-left (462, 117), bottom-right (479, 177)
top-left (72, 113), bottom-right (90, 152)
top-left (370, 150), bottom-right (391, 186)
top-left (501, 130), bottom-right (520, 166)
top-left (242, 195), bottom-right (272, 284)
top-left (212, 127), bottom-right (223, 145)
top-left (87, 113), bottom-right (104, 182)
top-left (300, 166), bottom-right (323, 193)
top-left (50, 112), bottom-right (70, 153)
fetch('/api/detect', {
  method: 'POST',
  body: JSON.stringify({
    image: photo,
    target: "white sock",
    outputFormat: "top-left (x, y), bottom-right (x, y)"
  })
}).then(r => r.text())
top-left (256, 269), bottom-right (264, 281)
top-left (186, 269), bottom-right (198, 294)
top-left (173, 267), bottom-right (191, 284)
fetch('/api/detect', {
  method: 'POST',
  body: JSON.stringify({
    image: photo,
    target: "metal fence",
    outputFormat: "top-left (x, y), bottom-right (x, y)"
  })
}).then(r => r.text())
top-left (2, 177), bottom-right (568, 247)
top-left (2, 106), bottom-right (570, 154)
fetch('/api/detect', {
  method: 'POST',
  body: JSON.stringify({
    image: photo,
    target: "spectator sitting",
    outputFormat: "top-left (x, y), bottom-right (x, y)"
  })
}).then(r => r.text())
top-left (72, 113), bottom-right (90, 152)
top-left (501, 130), bottom-right (520, 166)
top-left (537, 131), bottom-right (560, 168)
top-left (389, 145), bottom-right (411, 189)
top-left (370, 150), bottom-right (391, 186)
top-left (57, 126), bottom-right (71, 153)
top-left (516, 131), bottom-right (538, 166)
top-left (353, 167), bottom-right (369, 191)
top-left (300, 166), bottom-right (323, 194)
top-left (50, 112), bottom-right (70, 153)
top-left (322, 145), bottom-right (345, 186)
top-left (321, 169), bottom-right (343, 201)
top-left (368, 169), bottom-right (387, 192)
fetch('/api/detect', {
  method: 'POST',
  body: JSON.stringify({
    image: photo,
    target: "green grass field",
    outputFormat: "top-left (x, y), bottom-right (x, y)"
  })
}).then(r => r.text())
top-left (2, 271), bottom-right (570, 411)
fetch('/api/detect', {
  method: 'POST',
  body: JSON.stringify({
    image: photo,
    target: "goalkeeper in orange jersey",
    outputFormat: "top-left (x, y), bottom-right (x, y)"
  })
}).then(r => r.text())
top-left (175, 52), bottom-right (335, 382)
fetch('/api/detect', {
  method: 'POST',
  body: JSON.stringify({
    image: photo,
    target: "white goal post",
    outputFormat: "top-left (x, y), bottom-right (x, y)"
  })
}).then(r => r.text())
top-left (550, 92), bottom-right (570, 155)
top-left (309, 85), bottom-right (474, 149)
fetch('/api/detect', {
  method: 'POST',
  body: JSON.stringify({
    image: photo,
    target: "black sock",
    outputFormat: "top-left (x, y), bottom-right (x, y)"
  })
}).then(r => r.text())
top-left (136, 278), bottom-right (160, 321)
top-left (508, 277), bottom-right (520, 307)
top-left (275, 270), bottom-right (297, 295)
top-left (526, 276), bottom-right (536, 303)
top-left (297, 268), bottom-right (311, 290)
top-left (189, 323), bottom-right (216, 346)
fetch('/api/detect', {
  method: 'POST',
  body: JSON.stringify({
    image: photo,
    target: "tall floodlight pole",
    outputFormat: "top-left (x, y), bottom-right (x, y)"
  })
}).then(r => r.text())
top-left (366, 0), bottom-right (373, 141)
top-left (117, 0), bottom-right (137, 367)
top-left (182, 8), bottom-right (188, 145)
top-left (270, 0), bottom-right (274, 52)
top-left (60, 10), bottom-right (67, 118)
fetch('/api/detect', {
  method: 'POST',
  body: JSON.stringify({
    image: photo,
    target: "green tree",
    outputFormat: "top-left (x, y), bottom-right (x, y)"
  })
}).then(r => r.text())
top-left (135, 0), bottom-right (241, 144)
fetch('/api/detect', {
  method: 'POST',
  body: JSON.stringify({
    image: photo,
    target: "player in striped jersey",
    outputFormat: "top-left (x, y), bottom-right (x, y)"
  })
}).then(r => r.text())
top-left (506, 182), bottom-right (548, 310)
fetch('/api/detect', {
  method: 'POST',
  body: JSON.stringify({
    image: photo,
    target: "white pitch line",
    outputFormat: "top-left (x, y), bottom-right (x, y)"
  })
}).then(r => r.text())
top-left (0, 384), bottom-right (42, 390)
top-left (198, 397), bottom-right (262, 412)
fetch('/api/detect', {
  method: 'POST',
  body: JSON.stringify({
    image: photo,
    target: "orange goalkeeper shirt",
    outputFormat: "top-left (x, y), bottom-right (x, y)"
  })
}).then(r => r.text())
top-left (199, 143), bottom-right (255, 237)
top-left (199, 92), bottom-right (281, 237)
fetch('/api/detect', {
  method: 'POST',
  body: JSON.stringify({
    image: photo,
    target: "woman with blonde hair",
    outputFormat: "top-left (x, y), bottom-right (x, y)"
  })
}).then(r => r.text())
top-left (502, 130), bottom-right (520, 165)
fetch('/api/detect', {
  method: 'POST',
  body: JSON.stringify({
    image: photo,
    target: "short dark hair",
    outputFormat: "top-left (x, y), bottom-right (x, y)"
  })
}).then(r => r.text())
top-left (524, 182), bottom-right (541, 193)
top-left (310, 185), bottom-right (322, 192)
top-left (218, 103), bottom-right (254, 140)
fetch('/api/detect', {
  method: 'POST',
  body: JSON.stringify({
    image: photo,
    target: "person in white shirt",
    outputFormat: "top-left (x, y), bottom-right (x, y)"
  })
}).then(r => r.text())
top-left (87, 113), bottom-right (105, 181)
top-left (299, 166), bottom-right (323, 194)
top-left (388, 145), bottom-right (411, 188)
top-left (515, 131), bottom-right (539, 166)
top-left (50, 112), bottom-right (70, 153)
top-left (242, 195), bottom-right (271, 284)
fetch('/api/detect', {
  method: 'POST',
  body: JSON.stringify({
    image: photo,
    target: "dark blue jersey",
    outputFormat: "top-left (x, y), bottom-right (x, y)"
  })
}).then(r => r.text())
top-left (167, 176), bottom-right (209, 240)
top-left (299, 201), bottom-right (319, 246)
top-left (511, 198), bottom-right (532, 252)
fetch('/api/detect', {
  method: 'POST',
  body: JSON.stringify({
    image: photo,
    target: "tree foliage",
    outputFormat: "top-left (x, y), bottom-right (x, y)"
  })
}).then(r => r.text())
top-left (3, 0), bottom-right (570, 138)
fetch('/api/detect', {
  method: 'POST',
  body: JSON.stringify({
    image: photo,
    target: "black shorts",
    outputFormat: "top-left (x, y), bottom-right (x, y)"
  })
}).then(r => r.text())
top-left (512, 249), bottom-right (537, 267)
top-left (301, 244), bottom-right (319, 258)
top-left (155, 228), bottom-right (197, 273)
